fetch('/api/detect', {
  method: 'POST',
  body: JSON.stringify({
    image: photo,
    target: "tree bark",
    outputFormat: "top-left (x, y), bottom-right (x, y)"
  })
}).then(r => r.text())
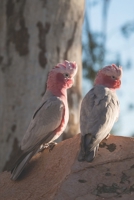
top-left (0, 0), bottom-right (84, 171)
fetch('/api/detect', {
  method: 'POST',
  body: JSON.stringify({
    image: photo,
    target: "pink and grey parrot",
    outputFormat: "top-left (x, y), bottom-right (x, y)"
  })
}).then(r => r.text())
top-left (78, 64), bottom-right (122, 162)
top-left (10, 60), bottom-right (77, 180)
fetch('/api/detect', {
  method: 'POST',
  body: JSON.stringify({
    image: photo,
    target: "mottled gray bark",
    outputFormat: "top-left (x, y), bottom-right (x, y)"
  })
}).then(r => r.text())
top-left (0, 0), bottom-right (84, 171)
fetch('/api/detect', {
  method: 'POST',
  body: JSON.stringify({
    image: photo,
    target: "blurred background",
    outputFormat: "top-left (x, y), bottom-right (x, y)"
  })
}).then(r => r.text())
top-left (0, 0), bottom-right (134, 172)
top-left (82, 0), bottom-right (134, 137)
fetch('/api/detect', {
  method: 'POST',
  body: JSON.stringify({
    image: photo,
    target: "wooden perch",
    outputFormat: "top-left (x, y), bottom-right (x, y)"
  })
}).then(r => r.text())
top-left (0, 134), bottom-right (134, 200)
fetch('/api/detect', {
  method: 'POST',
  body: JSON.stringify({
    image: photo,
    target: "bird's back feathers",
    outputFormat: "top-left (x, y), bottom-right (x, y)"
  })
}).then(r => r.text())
top-left (79, 85), bottom-right (119, 162)
top-left (80, 85), bottom-right (119, 140)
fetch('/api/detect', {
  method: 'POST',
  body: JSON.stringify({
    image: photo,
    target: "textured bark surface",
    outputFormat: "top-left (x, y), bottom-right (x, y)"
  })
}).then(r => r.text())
top-left (0, 0), bottom-right (84, 171)
top-left (0, 135), bottom-right (134, 200)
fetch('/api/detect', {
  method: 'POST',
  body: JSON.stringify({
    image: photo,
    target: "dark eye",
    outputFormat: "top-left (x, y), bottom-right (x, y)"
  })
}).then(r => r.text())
top-left (112, 76), bottom-right (116, 79)
top-left (64, 73), bottom-right (69, 77)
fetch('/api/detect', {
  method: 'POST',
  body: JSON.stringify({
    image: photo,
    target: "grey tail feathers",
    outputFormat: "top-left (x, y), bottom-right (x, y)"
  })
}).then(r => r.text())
top-left (85, 144), bottom-right (99, 162)
top-left (78, 133), bottom-right (99, 162)
top-left (10, 150), bottom-right (37, 181)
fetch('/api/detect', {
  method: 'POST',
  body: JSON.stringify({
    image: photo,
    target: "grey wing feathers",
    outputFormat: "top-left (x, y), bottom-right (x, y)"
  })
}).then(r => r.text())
top-left (21, 96), bottom-right (64, 151)
top-left (80, 85), bottom-right (119, 147)
top-left (10, 96), bottom-right (64, 180)
top-left (78, 85), bottom-right (119, 162)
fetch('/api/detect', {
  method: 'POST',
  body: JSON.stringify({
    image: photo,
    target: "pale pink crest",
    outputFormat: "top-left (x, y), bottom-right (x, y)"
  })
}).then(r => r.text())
top-left (100, 64), bottom-right (122, 79)
top-left (51, 60), bottom-right (78, 78)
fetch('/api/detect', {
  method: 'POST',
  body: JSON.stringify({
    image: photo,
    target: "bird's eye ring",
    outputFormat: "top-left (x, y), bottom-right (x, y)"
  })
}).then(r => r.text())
top-left (64, 73), bottom-right (69, 77)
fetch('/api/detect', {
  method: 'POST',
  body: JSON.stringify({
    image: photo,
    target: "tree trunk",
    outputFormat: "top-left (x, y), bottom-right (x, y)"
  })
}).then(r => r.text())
top-left (0, 0), bottom-right (84, 171)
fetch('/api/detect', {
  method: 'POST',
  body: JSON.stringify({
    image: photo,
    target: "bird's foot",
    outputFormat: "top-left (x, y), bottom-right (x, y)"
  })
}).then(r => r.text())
top-left (48, 142), bottom-right (57, 151)
top-left (39, 142), bottom-right (57, 153)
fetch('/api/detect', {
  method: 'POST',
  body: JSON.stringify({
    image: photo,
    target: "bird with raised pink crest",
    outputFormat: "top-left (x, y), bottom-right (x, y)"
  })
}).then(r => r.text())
top-left (9, 60), bottom-right (77, 180)
top-left (78, 64), bottom-right (122, 162)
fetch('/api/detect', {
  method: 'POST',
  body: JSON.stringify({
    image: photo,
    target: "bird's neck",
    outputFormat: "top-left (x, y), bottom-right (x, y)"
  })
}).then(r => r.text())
top-left (47, 72), bottom-right (68, 99)
top-left (48, 87), bottom-right (67, 99)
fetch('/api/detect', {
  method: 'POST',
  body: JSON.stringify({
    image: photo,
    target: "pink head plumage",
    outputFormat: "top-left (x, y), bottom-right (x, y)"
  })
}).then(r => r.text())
top-left (94, 64), bottom-right (122, 89)
top-left (100, 64), bottom-right (122, 79)
top-left (47, 60), bottom-right (78, 95)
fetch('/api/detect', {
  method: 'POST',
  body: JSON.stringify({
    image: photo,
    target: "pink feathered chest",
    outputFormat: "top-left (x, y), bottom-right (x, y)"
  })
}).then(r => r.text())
top-left (54, 101), bottom-right (69, 138)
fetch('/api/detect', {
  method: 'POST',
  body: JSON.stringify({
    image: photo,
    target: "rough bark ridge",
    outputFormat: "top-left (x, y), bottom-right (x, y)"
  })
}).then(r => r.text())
top-left (0, 135), bottom-right (134, 200)
top-left (0, 0), bottom-right (84, 171)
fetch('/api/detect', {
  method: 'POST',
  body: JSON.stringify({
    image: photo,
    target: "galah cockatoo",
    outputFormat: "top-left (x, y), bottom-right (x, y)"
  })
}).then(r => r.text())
top-left (10, 60), bottom-right (77, 180)
top-left (78, 64), bottom-right (122, 162)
